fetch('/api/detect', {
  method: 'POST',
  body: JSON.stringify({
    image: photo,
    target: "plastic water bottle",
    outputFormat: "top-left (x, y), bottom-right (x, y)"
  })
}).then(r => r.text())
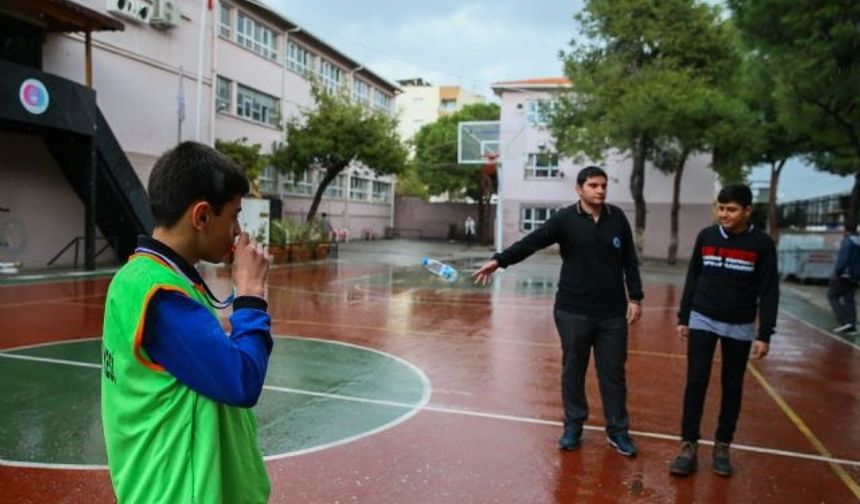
top-left (422, 257), bottom-right (458, 282)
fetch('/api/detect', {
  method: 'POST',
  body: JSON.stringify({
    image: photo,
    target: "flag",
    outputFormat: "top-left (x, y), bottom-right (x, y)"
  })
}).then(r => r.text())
top-left (177, 65), bottom-right (185, 123)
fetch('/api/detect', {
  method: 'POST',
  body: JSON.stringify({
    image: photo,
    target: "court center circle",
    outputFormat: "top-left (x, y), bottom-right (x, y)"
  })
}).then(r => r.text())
top-left (0, 336), bottom-right (431, 468)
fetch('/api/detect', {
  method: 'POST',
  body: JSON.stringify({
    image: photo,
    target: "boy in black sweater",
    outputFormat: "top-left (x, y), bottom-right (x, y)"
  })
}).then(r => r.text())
top-left (670, 184), bottom-right (779, 477)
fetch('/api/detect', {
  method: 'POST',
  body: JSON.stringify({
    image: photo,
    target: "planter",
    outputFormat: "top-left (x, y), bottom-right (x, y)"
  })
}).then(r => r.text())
top-left (315, 243), bottom-right (330, 260)
top-left (289, 243), bottom-right (313, 262)
top-left (269, 245), bottom-right (289, 264)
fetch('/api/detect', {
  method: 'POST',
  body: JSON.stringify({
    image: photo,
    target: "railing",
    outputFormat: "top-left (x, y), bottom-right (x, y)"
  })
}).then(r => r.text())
top-left (47, 236), bottom-right (113, 268)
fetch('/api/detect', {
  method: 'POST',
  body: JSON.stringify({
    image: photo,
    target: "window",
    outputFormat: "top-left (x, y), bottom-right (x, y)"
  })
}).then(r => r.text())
top-left (216, 76), bottom-right (231, 113)
top-left (371, 181), bottom-right (390, 203)
top-left (526, 99), bottom-right (553, 126)
top-left (283, 171), bottom-right (313, 195)
top-left (521, 207), bottom-right (558, 231)
top-left (236, 12), bottom-right (277, 60)
top-left (319, 60), bottom-right (343, 93)
top-left (322, 173), bottom-right (346, 198)
top-left (352, 78), bottom-right (370, 105)
top-left (525, 152), bottom-right (560, 178)
top-left (236, 84), bottom-right (279, 126)
top-left (372, 89), bottom-right (392, 114)
top-left (350, 177), bottom-right (369, 200)
top-left (286, 42), bottom-right (315, 77)
top-left (219, 4), bottom-right (231, 38)
top-left (439, 99), bottom-right (456, 113)
top-left (259, 166), bottom-right (277, 194)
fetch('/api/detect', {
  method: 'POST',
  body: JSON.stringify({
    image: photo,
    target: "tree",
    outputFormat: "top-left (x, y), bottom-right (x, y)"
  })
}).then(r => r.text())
top-left (271, 85), bottom-right (408, 222)
top-left (552, 0), bottom-right (746, 259)
top-left (730, 53), bottom-right (806, 244)
top-left (730, 0), bottom-right (860, 228)
top-left (411, 102), bottom-right (501, 243)
top-left (215, 138), bottom-right (269, 197)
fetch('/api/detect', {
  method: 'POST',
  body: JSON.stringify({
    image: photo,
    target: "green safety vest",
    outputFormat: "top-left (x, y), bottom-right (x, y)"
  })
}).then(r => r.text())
top-left (101, 253), bottom-right (270, 503)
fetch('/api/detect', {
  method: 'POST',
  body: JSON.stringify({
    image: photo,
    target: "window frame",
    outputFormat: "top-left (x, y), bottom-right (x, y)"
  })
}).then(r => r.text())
top-left (235, 11), bottom-right (278, 60)
top-left (520, 206), bottom-right (558, 231)
top-left (236, 84), bottom-right (280, 126)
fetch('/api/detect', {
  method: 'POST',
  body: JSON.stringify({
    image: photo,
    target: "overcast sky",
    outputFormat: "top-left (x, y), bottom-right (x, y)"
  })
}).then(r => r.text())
top-left (262, 0), bottom-right (581, 99)
top-left (260, 0), bottom-right (853, 201)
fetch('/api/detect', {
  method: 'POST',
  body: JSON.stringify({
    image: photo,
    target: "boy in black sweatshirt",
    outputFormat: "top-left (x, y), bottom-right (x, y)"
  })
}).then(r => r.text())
top-left (670, 184), bottom-right (779, 478)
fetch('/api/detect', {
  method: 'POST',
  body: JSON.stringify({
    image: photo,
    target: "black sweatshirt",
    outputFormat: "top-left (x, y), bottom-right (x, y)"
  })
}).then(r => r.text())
top-left (493, 203), bottom-right (643, 317)
top-left (678, 225), bottom-right (779, 342)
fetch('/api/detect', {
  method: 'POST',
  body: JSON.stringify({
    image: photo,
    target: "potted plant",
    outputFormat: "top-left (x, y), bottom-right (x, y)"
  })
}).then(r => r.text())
top-left (268, 220), bottom-right (289, 264)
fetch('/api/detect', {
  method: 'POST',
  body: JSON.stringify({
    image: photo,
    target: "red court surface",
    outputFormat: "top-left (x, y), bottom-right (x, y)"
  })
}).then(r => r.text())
top-left (1, 252), bottom-right (859, 503)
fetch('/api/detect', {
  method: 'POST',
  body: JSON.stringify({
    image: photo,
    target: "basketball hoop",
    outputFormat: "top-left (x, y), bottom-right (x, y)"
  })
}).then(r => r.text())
top-left (482, 152), bottom-right (498, 177)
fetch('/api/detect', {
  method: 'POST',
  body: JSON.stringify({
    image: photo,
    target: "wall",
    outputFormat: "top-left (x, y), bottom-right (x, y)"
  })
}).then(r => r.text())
top-left (395, 196), bottom-right (495, 240)
top-left (0, 132), bottom-right (113, 268)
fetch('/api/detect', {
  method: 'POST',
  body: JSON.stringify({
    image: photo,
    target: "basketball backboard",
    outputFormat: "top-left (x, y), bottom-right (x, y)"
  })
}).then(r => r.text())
top-left (457, 121), bottom-right (500, 164)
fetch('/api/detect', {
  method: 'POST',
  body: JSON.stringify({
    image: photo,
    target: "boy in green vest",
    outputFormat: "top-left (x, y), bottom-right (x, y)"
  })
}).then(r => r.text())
top-left (101, 141), bottom-right (272, 503)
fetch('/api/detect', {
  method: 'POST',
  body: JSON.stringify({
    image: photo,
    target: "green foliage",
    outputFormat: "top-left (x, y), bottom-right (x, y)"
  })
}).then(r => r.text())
top-left (269, 220), bottom-right (287, 246)
top-left (411, 103), bottom-right (500, 200)
top-left (214, 138), bottom-right (268, 196)
top-left (270, 85), bottom-right (408, 221)
top-left (395, 164), bottom-right (430, 198)
top-left (276, 218), bottom-right (325, 246)
top-left (553, 0), bottom-right (744, 164)
top-left (729, 0), bottom-right (860, 172)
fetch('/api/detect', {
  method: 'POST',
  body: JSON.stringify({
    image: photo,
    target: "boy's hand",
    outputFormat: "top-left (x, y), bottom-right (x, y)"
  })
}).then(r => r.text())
top-left (232, 232), bottom-right (269, 299)
top-left (626, 302), bottom-right (641, 325)
top-left (752, 340), bottom-right (769, 359)
top-left (472, 259), bottom-right (499, 286)
top-left (676, 325), bottom-right (689, 340)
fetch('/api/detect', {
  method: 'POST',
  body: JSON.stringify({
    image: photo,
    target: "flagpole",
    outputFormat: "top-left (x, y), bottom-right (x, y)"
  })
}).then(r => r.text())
top-left (194, 0), bottom-right (209, 142)
top-left (177, 65), bottom-right (185, 144)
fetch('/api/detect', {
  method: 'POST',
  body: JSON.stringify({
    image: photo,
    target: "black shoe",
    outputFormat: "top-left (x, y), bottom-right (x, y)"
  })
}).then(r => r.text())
top-left (558, 427), bottom-right (582, 451)
top-left (712, 442), bottom-right (733, 477)
top-left (669, 441), bottom-right (698, 476)
top-left (606, 433), bottom-right (637, 457)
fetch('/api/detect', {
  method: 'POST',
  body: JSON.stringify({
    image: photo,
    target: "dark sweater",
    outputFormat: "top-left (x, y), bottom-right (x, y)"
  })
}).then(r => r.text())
top-left (678, 225), bottom-right (779, 342)
top-left (493, 203), bottom-right (643, 317)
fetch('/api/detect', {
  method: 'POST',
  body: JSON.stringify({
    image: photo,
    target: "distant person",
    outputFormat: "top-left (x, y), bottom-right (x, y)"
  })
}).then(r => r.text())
top-left (321, 212), bottom-right (335, 239)
top-left (828, 224), bottom-right (860, 335)
top-left (464, 215), bottom-right (476, 247)
top-left (670, 184), bottom-right (779, 478)
top-left (101, 142), bottom-right (272, 503)
top-left (472, 166), bottom-right (643, 457)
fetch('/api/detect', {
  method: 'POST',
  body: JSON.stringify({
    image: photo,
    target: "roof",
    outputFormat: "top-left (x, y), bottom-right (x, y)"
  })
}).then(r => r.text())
top-left (243, 0), bottom-right (400, 94)
top-left (0, 0), bottom-right (125, 32)
top-left (491, 77), bottom-right (571, 95)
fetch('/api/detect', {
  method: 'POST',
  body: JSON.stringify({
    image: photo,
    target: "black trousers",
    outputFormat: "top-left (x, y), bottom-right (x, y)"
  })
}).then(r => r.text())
top-left (681, 329), bottom-right (752, 444)
top-left (827, 276), bottom-right (857, 326)
top-left (553, 309), bottom-right (629, 435)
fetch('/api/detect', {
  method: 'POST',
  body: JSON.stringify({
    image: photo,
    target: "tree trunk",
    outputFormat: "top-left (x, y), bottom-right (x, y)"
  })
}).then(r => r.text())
top-left (667, 151), bottom-right (689, 265)
top-left (630, 134), bottom-right (648, 259)
top-left (767, 159), bottom-right (786, 244)
top-left (306, 164), bottom-right (345, 223)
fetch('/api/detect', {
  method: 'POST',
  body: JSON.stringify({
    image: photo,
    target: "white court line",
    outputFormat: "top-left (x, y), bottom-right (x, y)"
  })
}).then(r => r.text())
top-left (2, 347), bottom-right (859, 470)
top-left (779, 307), bottom-right (860, 352)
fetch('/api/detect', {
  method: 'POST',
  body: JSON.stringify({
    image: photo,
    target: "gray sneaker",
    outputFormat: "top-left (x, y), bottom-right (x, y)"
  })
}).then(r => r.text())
top-left (712, 442), bottom-right (733, 477)
top-left (669, 441), bottom-right (697, 476)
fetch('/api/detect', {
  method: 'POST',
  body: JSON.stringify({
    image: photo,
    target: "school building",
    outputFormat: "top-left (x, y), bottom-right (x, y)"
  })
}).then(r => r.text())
top-left (0, 0), bottom-right (398, 270)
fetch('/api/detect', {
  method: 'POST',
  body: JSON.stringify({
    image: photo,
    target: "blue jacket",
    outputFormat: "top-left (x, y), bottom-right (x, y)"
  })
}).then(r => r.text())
top-left (833, 234), bottom-right (860, 279)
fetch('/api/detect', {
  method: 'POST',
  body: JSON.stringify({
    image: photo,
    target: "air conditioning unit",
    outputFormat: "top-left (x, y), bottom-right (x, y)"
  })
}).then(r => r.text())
top-left (106, 0), bottom-right (151, 24)
top-left (150, 0), bottom-right (179, 29)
